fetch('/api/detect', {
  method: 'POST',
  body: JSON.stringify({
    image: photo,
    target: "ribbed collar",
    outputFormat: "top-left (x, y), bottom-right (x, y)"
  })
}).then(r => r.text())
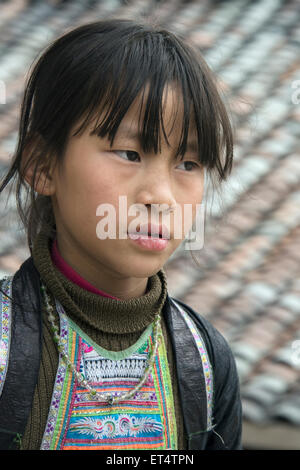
top-left (51, 238), bottom-right (121, 300)
top-left (31, 230), bottom-right (168, 334)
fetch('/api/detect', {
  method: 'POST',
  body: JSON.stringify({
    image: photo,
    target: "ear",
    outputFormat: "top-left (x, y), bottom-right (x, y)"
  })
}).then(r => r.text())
top-left (22, 135), bottom-right (56, 196)
top-left (24, 162), bottom-right (56, 196)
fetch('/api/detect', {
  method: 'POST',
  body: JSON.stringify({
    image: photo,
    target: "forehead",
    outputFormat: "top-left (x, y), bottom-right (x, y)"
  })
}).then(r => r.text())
top-left (118, 83), bottom-right (196, 138)
top-left (73, 81), bottom-right (198, 154)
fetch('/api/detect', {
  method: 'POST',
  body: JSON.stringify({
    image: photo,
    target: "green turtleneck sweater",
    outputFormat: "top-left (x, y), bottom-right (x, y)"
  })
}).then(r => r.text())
top-left (21, 231), bottom-right (187, 449)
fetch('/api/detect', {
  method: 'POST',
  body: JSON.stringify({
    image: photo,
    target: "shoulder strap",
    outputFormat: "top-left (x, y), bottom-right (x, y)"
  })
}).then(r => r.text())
top-left (171, 298), bottom-right (213, 428)
top-left (170, 297), bottom-right (215, 369)
top-left (0, 258), bottom-right (42, 450)
top-left (163, 296), bottom-right (214, 450)
top-left (0, 277), bottom-right (13, 397)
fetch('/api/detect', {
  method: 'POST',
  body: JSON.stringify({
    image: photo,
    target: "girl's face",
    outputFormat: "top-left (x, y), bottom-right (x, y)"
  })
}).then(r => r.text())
top-left (44, 86), bottom-right (205, 297)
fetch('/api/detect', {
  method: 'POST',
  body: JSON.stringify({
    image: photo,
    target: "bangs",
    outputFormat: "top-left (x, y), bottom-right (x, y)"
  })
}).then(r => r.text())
top-left (71, 31), bottom-right (192, 160)
top-left (66, 21), bottom-right (232, 172)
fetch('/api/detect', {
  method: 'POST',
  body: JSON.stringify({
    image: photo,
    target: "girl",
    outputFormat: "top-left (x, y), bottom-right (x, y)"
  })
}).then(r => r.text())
top-left (0, 18), bottom-right (242, 450)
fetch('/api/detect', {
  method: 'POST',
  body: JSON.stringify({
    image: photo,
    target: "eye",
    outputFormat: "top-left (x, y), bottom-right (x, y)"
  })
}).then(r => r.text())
top-left (177, 160), bottom-right (201, 172)
top-left (114, 150), bottom-right (140, 162)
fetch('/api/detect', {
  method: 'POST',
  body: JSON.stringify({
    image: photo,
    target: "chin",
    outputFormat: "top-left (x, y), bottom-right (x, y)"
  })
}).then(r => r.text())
top-left (118, 258), bottom-right (165, 279)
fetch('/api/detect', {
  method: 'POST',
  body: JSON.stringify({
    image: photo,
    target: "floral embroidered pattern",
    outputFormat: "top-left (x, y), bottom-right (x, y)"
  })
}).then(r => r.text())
top-left (69, 415), bottom-right (163, 439)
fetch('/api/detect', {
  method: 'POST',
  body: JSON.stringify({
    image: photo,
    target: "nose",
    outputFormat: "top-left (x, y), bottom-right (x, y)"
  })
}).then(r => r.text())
top-left (135, 167), bottom-right (177, 213)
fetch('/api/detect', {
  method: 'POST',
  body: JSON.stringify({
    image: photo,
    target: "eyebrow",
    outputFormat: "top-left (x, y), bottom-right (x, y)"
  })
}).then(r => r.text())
top-left (114, 125), bottom-right (199, 154)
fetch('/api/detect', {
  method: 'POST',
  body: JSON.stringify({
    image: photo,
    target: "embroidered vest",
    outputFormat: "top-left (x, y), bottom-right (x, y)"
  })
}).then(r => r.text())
top-left (41, 299), bottom-right (177, 450)
top-left (0, 276), bottom-right (213, 450)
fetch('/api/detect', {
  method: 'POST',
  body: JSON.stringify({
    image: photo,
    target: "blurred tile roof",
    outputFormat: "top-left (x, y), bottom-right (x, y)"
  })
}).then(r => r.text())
top-left (0, 0), bottom-right (299, 449)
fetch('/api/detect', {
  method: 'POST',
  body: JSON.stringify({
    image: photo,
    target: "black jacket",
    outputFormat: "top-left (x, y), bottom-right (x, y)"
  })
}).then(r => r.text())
top-left (0, 257), bottom-right (242, 450)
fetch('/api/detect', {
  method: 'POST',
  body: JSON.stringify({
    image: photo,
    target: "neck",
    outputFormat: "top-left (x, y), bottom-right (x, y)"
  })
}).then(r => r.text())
top-left (51, 239), bottom-right (149, 300)
top-left (31, 229), bottom-right (168, 334)
top-left (54, 233), bottom-right (149, 300)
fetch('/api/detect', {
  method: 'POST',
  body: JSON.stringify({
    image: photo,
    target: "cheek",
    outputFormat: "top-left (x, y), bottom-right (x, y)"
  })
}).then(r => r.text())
top-left (60, 157), bottom-right (121, 213)
top-left (177, 179), bottom-right (204, 213)
top-left (87, 178), bottom-right (116, 208)
top-left (174, 181), bottom-right (204, 236)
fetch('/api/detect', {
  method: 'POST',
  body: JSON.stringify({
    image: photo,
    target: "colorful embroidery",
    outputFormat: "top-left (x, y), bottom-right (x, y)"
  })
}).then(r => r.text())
top-left (174, 301), bottom-right (214, 430)
top-left (1, 278), bottom-right (214, 446)
top-left (68, 415), bottom-right (163, 439)
top-left (80, 343), bottom-right (148, 381)
top-left (0, 276), bottom-right (13, 396)
top-left (41, 301), bottom-right (178, 450)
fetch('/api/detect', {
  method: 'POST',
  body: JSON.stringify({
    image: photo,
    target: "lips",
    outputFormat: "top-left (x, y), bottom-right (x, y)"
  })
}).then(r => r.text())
top-left (128, 222), bottom-right (171, 239)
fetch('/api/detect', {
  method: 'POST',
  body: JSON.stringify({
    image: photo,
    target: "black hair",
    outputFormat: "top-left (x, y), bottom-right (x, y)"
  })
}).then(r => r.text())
top-left (0, 18), bottom-right (234, 252)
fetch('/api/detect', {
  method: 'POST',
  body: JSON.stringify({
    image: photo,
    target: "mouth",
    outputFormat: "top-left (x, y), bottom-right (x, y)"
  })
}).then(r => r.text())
top-left (128, 222), bottom-right (171, 240)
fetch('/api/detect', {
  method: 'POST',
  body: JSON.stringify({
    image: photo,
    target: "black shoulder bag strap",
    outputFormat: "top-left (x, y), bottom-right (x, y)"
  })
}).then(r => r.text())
top-left (163, 294), bottom-right (215, 450)
top-left (0, 257), bottom-right (42, 450)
